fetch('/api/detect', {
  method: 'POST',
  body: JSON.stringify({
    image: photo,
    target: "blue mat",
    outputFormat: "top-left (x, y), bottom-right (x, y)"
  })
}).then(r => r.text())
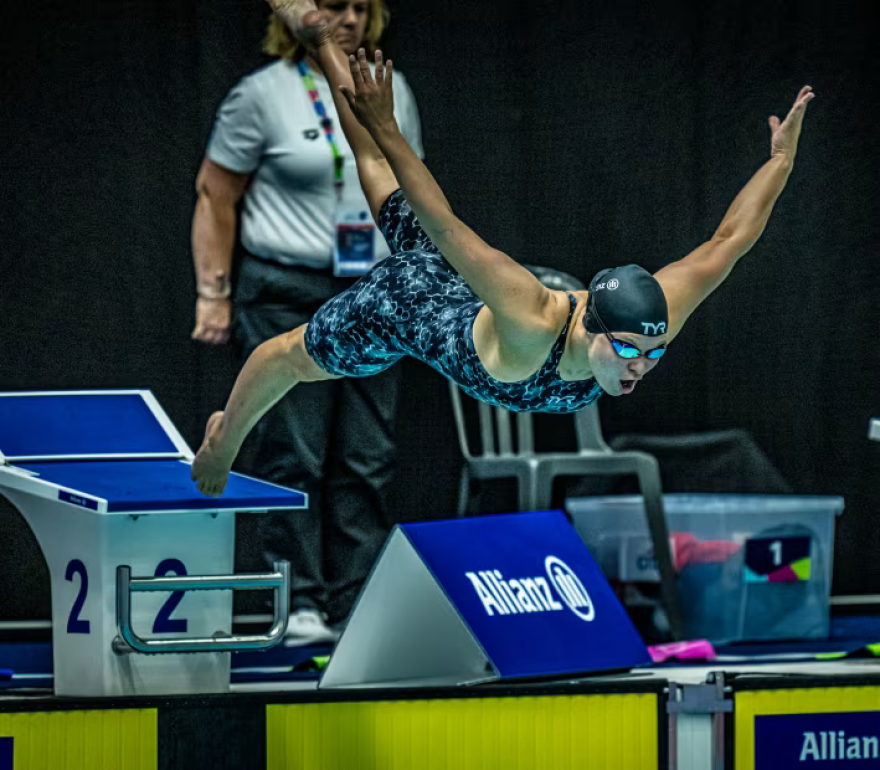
top-left (0, 641), bottom-right (332, 690)
top-left (17, 460), bottom-right (305, 512)
top-left (4, 618), bottom-right (880, 690)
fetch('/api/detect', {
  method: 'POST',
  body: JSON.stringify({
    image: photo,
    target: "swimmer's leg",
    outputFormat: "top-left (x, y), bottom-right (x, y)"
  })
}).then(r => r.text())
top-left (193, 267), bottom-right (406, 498)
top-left (377, 190), bottom-right (440, 255)
top-left (191, 324), bottom-right (340, 497)
top-left (268, 1), bottom-right (397, 217)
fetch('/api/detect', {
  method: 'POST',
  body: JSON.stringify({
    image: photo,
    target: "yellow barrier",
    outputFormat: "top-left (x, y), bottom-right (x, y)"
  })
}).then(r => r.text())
top-left (0, 709), bottom-right (157, 770)
top-left (268, 693), bottom-right (658, 770)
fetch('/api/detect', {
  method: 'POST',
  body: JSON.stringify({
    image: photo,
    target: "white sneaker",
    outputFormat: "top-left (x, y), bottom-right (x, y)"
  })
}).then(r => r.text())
top-left (283, 609), bottom-right (340, 647)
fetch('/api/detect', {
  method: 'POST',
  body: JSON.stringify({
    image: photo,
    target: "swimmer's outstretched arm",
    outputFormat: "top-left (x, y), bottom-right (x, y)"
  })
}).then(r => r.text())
top-left (274, 1), bottom-right (553, 330)
top-left (655, 86), bottom-right (815, 341)
top-left (270, 0), bottom-right (555, 343)
top-left (341, 49), bottom-right (561, 344)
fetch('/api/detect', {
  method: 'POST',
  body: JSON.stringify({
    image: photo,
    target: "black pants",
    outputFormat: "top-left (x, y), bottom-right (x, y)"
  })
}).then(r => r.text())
top-left (234, 254), bottom-right (400, 624)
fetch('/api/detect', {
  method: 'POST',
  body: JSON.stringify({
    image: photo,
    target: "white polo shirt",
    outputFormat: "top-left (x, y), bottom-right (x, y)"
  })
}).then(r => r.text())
top-left (207, 59), bottom-right (424, 268)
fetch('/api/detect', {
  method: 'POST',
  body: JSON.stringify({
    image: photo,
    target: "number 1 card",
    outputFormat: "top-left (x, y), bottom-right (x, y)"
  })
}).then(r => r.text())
top-left (744, 536), bottom-right (812, 582)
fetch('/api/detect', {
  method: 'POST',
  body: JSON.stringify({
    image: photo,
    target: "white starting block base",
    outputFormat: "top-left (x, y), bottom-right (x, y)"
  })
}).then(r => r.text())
top-left (4, 488), bottom-right (233, 696)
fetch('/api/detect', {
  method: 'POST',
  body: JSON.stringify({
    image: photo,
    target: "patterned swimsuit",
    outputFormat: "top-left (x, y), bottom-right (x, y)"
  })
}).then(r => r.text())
top-left (304, 190), bottom-right (604, 413)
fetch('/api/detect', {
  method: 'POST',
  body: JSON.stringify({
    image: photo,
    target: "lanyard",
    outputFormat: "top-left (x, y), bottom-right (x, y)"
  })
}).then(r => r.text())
top-left (297, 59), bottom-right (344, 193)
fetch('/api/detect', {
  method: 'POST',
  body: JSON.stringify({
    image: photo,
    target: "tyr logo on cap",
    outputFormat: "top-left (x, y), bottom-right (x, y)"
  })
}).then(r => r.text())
top-left (641, 322), bottom-right (667, 335)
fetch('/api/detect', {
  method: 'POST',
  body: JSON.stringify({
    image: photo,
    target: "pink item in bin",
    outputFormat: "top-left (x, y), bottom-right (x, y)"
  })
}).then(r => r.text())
top-left (648, 640), bottom-right (717, 664)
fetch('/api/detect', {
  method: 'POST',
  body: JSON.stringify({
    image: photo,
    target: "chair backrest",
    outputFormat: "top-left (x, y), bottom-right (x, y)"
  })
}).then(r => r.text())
top-left (573, 403), bottom-right (612, 452)
top-left (448, 382), bottom-right (537, 460)
top-left (450, 382), bottom-right (612, 460)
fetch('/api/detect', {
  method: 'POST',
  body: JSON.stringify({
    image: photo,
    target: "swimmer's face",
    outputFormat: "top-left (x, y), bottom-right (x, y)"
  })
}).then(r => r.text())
top-left (318, 0), bottom-right (370, 54)
top-left (587, 331), bottom-right (666, 397)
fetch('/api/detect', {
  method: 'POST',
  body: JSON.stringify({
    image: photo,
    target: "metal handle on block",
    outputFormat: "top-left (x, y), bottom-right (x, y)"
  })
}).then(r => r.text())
top-left (113, 560), bottom-right (289, 655)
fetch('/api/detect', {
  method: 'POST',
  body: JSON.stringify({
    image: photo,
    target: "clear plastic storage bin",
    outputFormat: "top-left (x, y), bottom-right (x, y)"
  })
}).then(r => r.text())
top-left (565, 494), bottom-right (844, 643)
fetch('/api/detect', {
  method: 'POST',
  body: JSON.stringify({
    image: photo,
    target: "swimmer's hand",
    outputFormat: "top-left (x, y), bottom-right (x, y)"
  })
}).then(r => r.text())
top-left (769, 85), bottom-right (814, 161)
top-left (191, 411), bottom-right (233, 497)
top-left (339, 49), bottom-right (398, 137)
top-left (264, 0), bottom-right (340, 51)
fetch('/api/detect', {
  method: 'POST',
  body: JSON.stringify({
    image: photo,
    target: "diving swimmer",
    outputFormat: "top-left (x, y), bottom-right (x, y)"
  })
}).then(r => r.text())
top-left (191, 0), bottom-right (814, 496)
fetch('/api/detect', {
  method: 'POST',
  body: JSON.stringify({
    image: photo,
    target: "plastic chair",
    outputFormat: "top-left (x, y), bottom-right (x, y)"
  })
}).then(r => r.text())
top-left (448, 264), bottom-right (685, 639)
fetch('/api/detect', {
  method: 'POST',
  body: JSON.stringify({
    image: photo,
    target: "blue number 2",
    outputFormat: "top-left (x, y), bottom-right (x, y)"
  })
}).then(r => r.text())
top-left (65, 559), bottom-right (90, 634)
top-left (153, 559), bottom-right (188, 633)
top-left (65, 558), bottom-right (190, 635)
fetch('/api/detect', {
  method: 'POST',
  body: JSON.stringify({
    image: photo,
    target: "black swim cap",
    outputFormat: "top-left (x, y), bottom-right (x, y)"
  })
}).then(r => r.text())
top-left (584, 265), bottom-right (668, 337)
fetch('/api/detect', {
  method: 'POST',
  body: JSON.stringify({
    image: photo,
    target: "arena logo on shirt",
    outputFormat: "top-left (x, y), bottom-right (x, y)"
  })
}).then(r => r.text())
top-left (464, 556), bottom-right (595, 621)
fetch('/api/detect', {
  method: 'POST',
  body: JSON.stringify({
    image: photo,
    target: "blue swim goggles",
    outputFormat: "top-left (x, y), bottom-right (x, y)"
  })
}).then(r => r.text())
top-left (588, 300), bottom-right (667, 360)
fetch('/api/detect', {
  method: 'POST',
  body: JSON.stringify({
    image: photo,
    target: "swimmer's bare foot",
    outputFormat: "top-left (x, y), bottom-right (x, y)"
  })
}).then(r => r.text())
top-left (265, 0), bottom-right (338, 52)
top-left (191, 410), bottom-right (233, 498)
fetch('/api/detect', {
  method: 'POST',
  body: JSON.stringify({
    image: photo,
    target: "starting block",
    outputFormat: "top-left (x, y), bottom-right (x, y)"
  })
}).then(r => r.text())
top-left (0, 390), bottom-right (307, 697)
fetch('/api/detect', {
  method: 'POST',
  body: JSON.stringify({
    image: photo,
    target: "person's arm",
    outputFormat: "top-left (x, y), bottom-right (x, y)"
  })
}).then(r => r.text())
top-left (342, 49), bottom-right (555, 337)
top-left (655, 86), bottom-right (815, 341)
top-left (266, 0), bottom-right (554, 335)
top-left (191, 158), bottom-right (249, 344)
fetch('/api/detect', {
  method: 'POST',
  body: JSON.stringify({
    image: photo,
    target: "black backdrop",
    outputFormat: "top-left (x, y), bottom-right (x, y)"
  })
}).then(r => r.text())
top-left (1, 0), bottom-right (878, 613)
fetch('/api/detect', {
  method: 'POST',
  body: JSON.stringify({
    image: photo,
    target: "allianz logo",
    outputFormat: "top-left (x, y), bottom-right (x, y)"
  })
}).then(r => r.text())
top-left (800, 731), bottom-right (880, 762)
top-left (465, 556), bottom-right (595, 621)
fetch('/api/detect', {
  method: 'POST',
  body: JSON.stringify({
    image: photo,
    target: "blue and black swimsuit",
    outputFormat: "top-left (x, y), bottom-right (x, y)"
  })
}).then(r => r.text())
top-left (305, 190), bottom-right (604, 414)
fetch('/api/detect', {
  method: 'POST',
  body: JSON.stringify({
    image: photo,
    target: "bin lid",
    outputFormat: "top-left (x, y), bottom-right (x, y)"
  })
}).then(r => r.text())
top-left (0, 391), bottom-right (190, 461)
top-left (566, 493), bottom-right (845, 516)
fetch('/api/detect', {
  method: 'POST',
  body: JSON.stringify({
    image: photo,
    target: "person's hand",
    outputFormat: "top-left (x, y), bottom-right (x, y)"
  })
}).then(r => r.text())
top-left (191, 411), bottom-right (233, 497)
top-left (339, 49), bottom-right (398, 136)
top-left (192, 297), bottom-right (232, 345)
top-left (769, 85), bottom-right (815, 161)
top-left (264, 0), bottom-right (340, 52)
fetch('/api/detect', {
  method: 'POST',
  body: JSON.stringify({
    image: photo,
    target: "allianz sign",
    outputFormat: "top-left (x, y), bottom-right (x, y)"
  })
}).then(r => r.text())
top-left (465, 556), bottom-right (595, 621)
